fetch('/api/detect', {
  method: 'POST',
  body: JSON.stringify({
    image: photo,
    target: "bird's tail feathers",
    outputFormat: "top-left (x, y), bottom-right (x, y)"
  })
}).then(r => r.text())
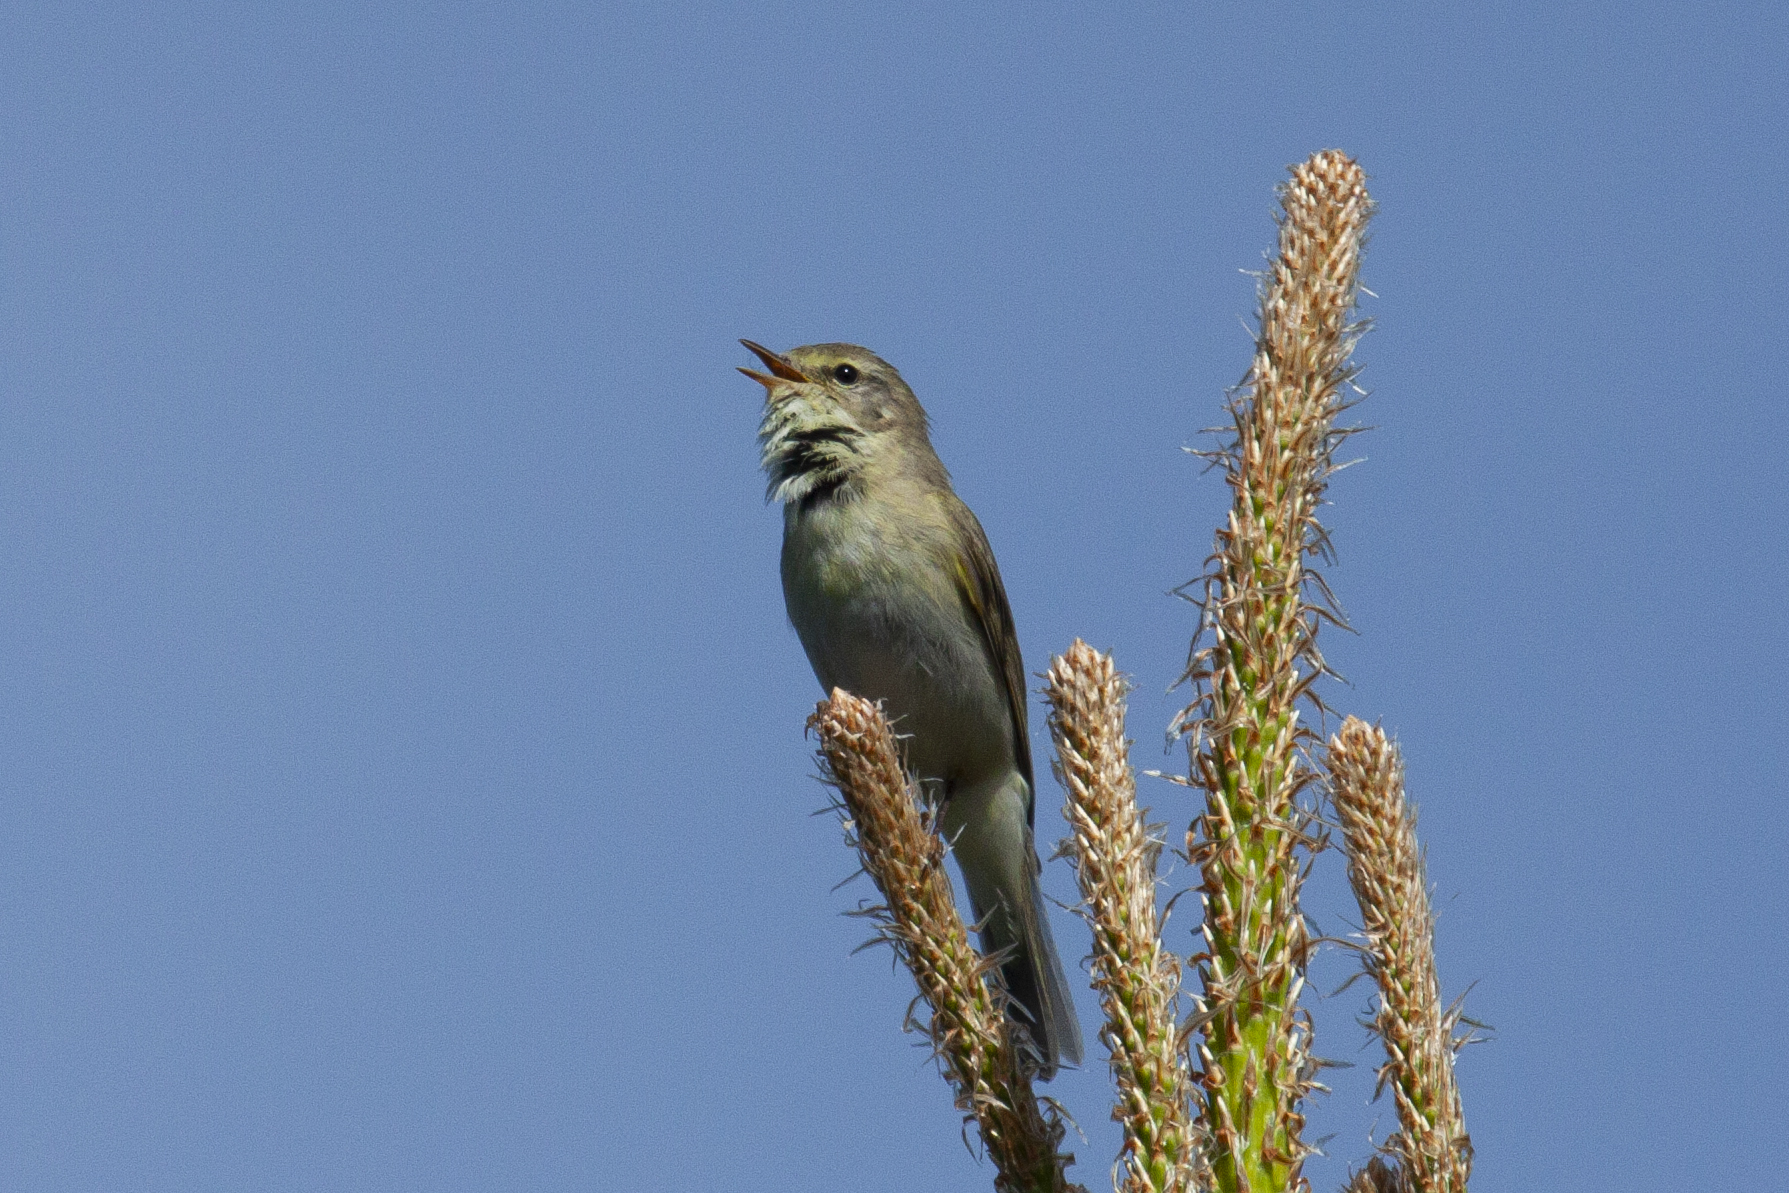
top-left (984, 861), bottom-right (1085, 1080)
top-left (946, 772), bottom-right (1085, 1080)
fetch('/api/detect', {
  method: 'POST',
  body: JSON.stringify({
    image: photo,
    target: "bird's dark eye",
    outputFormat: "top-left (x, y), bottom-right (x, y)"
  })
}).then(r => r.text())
top-left (833, 364), bottom-right (860, 385)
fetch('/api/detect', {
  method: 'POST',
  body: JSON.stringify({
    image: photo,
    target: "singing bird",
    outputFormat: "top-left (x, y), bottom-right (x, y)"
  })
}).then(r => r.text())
top-left (742, 339), bottom-right (1083, 1078)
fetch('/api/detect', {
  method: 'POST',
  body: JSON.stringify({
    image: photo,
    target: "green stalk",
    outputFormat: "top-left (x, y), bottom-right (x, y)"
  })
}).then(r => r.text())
top-left (1176, 150), bottom-right (1374, 1193)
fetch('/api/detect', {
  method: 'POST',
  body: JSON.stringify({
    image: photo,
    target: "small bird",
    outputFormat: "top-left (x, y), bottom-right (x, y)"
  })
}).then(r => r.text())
top-left (742, 338), bottom-right (1083, 1078)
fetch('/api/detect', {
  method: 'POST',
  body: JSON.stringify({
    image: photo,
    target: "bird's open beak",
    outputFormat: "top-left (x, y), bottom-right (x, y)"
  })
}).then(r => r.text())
top-left (738, 339), bottom-right (811, 387)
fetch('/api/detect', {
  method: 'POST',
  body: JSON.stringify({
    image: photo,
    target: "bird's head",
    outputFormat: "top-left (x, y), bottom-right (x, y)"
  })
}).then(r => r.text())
top-left (741, 340), bottom-right (935, 506)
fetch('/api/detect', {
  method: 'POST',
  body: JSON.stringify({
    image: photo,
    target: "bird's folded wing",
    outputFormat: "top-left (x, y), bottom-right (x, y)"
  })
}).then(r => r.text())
top-left (945, 496), bottom-right (1036, 826)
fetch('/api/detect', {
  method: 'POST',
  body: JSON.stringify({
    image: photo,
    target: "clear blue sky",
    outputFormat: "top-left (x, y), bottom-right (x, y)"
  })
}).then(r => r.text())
top-left (3, 3), bottom-right (1784, 1190)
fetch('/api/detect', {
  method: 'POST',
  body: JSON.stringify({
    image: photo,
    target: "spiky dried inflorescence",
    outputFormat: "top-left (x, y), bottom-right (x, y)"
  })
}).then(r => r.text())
top-left (1174, 149), bottom-right (1374, 1193)
top-left (1326, 718), bottom-right (1472, 1193)
top-left (810, 690), bottom-right (1083, 1193)
top-left (1044, 642), bottom-right (1198, 1193)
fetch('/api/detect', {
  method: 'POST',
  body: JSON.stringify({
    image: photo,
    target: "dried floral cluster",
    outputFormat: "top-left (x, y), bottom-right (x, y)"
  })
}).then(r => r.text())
top-left (809, 691), bottom-right (1082, 1193)
top-left (1045, 641), bottom-right (1199, 1193)
top-left (1327, 720), bottom-right (1473, 1193)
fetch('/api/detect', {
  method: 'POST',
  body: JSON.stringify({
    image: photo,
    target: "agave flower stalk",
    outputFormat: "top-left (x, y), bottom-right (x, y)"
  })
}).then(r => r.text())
top-left (1175, 149), bottom-right (1374, 1193)
top-left (810, 690), bottom-right (1082, 1193)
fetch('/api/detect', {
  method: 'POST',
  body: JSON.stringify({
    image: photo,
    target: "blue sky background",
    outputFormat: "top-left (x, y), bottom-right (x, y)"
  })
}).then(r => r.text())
top-left (3, 3), bottom-right (1785, 1190)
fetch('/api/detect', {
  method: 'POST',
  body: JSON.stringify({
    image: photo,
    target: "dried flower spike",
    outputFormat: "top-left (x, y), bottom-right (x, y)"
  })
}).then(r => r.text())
top-left (1327, 718), bottom-right (1472, 1193)
top-left (810, 690), bottom-right (1083, 1193)
top-left (1046, 642), bottom-right (1198, 1193)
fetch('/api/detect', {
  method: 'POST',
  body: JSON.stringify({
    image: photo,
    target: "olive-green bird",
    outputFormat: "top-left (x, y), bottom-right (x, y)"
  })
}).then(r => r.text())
top-left (741, 339), bottom-right (1083, 1078)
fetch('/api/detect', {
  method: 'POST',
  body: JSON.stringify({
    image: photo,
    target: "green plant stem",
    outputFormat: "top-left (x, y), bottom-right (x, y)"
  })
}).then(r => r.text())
top-left (1178, 149), bottom-right (1373, 1193)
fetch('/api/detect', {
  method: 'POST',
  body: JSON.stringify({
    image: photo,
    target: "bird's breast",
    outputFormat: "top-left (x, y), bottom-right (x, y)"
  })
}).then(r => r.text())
top-left (781, 499), bottom-right (1015, 790)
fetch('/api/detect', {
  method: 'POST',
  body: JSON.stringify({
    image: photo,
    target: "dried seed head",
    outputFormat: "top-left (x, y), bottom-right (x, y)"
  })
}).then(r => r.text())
top-left (810, 690), bottom-right (1083, 1193)
top-left (1328, 717), bottom-right (1472, 1193)
top-left (1046, 642), bottom-right (1197, 1193)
